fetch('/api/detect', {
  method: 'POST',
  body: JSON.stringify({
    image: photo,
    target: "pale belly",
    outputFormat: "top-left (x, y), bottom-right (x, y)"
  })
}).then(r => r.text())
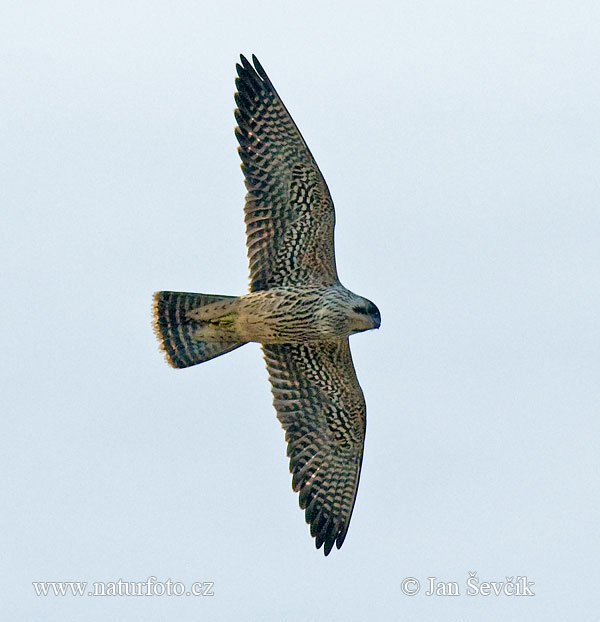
top-left (234, 286), bottom-right (338, 344)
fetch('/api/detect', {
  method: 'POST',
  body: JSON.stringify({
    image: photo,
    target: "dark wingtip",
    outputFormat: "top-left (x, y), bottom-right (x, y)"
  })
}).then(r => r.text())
top-left (251, 54), bottom-right (268, 80)
top-left (240, 54), bottom-right (253, 71)
top-left (237, 53), bottom-right (269, 83)
top-left (236, 54), bottom-right (251, 80)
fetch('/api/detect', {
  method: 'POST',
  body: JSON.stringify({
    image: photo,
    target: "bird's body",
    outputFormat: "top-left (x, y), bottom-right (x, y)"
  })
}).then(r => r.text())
top-left (153, 55), bottom-right (380, 555)
top-left (185, 284), bottom-right (379, 344)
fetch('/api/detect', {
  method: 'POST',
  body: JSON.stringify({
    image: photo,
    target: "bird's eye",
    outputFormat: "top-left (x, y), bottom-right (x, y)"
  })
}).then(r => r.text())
top-left (353, 305), bottom-right (368, 315)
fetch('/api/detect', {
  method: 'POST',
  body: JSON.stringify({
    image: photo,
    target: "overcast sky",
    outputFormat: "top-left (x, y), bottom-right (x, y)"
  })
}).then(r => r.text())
top-left (2, 1), bottom-right (599, 620)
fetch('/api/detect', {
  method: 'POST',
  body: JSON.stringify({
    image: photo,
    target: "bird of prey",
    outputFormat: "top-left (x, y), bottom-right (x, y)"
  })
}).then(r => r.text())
top-left (153, 55), bottom-right (380, 555)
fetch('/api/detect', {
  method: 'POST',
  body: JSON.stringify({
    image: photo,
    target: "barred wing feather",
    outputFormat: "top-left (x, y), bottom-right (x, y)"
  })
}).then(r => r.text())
top-left (235, 55), bottom-right (339, 292)
top-left (262, 339), bottom-right (366, 554)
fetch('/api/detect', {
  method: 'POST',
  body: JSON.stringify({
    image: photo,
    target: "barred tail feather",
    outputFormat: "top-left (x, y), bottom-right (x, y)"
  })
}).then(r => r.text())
top-left (153, 291), bottom-right (246, 368)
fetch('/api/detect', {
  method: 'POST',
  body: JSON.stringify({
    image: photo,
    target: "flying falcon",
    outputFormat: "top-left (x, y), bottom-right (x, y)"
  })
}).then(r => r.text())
top-left (153, 55), bottom-right (380, 555)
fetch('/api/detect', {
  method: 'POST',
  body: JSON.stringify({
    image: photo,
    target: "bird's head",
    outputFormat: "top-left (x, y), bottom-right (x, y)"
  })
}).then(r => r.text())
top-left (348, 297), bottom-right (381, 334)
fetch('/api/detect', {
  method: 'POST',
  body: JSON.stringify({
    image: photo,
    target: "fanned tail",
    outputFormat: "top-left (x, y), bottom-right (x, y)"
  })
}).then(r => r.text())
top-left (153, 291), bottom-right (246, 368)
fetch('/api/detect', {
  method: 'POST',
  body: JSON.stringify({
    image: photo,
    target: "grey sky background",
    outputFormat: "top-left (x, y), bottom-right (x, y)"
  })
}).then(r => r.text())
top-left (2, 1), bottom-right (599, 620)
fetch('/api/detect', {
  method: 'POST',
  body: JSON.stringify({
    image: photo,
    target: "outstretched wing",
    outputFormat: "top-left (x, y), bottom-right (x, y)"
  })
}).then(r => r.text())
top-left (235, 55), bottom-right (339, 292)
top-left (262, 339), bottom-right (366, 555)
